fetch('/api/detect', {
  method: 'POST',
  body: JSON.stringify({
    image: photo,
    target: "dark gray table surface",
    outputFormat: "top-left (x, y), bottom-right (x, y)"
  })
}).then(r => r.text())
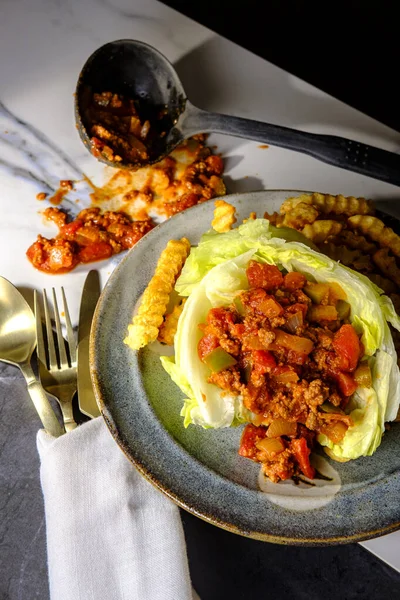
top-left (2, 359), bottom-right (400, 600)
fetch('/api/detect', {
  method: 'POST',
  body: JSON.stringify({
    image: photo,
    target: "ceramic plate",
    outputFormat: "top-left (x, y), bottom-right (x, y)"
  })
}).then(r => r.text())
top-left (91, 190), bottom-right (400, 545)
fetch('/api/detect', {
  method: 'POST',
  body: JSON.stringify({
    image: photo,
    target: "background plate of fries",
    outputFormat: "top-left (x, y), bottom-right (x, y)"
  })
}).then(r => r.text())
top-left (91, 190), bottom-right (400, 545)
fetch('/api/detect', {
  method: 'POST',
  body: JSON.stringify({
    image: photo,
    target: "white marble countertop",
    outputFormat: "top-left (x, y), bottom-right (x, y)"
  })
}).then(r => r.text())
top-left (1, 0), bottom-right (400, 586)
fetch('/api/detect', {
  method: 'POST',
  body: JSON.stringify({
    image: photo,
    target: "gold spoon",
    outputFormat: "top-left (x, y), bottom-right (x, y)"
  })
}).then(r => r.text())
top-left (0, 277), bottom-right (65, 437)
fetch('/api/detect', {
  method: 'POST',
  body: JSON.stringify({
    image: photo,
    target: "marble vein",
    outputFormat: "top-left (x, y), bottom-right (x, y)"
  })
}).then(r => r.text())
top-left (0, 99), bottom-right (87, 214)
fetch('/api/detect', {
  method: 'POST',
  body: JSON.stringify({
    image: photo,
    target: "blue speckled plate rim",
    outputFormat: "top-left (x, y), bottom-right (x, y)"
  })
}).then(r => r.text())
top-left (90, 190), bottom-right (400, 545)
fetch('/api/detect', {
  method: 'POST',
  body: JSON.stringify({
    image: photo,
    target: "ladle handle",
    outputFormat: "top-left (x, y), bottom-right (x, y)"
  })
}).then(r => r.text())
top-left (21, 363), bottom-right (65, 437)
top-left (184, 104), bottom-right (400, 187)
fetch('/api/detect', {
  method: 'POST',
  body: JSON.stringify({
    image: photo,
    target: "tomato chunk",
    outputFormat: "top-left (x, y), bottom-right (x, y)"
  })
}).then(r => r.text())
top-left (198, 333), bottom-right (219, 361)
top-left (335, 372), bottom-right (358, 396)
top-left (246, 260), bottom-right (283, 290)
top-left (60, 220), bottom-right (83, 239)
top-left (291, 437), bottom-right (315, 479)
top-left (79, 242), bottom-right (113, 263)
top-left (207, 307), bottom-right (235, 331)
top-left (252, 350), bottom-right (277, 373)
top-left (333, 324), bottom-right (361, 372)
top-left (239, 424), bottom-right (267, 460)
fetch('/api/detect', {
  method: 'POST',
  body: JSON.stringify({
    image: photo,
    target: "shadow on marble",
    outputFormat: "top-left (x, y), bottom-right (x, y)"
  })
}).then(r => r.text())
top-left (223, 174), bottom-right (264, 195)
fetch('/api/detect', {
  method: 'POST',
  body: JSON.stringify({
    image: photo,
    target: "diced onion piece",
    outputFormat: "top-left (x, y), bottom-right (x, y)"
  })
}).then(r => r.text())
top-left (274, 329), bottom-right (314, 354)
top-left (308, 305), bottom-right (338, 322)
top-left (328, 282), bottom-right (347, 303)
top-left (354, 362), bottom-right (372, 388)
top-left (242, 333), bottom-right (265, 350)
top-left (320, 420), bottom-right (349, 444)
top-left (285, 311), bottom-right (303, 334)
top-left (272, 366), bottom-right (299, 384)
top-left (267, 419), bottom-right (297, 438)
top-left (259, 297), bottom-right (284, 318)
top-left (251, 413), bottom-right (264, 426)
top-left (256, 437), bottom-right (285, 456)
top-left (203, 347), bottom-right (237, 372)
top-left (304, 282), bottom-right (331, 304)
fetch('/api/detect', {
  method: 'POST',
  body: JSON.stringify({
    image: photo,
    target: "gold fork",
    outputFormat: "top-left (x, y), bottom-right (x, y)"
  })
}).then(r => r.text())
top-left (34, 288), bottom-right (78, 432)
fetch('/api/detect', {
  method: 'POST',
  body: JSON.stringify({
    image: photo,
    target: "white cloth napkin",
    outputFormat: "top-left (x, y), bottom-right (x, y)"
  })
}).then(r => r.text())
top-left (37, 417), bottom-right (194, 600)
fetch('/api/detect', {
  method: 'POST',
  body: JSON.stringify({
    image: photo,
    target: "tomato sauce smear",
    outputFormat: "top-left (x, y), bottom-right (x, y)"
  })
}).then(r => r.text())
top-left (197, 260), bottom-right (365, 483)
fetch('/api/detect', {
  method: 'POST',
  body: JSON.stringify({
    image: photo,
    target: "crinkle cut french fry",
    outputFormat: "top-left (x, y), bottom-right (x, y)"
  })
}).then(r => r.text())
top-left (264, 211), bottom-right (284, 227)
top-left (372, 247), bottom-right (400, 287)
top-left (243, 211), bottom-right (257, 223)
top-left (280, 194), bottom-right (313, 214)
top-left (280, 192), bottom-right (373, 217)
top-left (311, 193), bottom-right (374, 216)
top-left (282, 202), bottom-right (319, 229)
top-left (331, 230), bottom-right (378, 254)
top-left (302, 220), bottom-right (343, 244)
top-left (124, 238), bottom-right (190, 350)
top-left (319, 242), bottom-right (373, 271)
top-left (158, 299), bottom-right (187, 345)
top-left (212, 199), bottom-right (237, 232)
top-left (348, 215), bottom-right (400, 257)
top-left (368, 272), bottom-right (398, 295)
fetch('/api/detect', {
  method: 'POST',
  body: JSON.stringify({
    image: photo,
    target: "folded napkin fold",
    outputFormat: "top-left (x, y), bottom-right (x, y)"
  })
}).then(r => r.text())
top-left (37, 417), bottom-right (194, 600)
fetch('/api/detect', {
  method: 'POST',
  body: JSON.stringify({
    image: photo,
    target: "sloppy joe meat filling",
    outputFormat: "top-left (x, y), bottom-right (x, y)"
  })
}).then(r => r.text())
top-left (197, 260), bottom-right (367, 483)
top-left (26, 207), bottom-right (154, 274)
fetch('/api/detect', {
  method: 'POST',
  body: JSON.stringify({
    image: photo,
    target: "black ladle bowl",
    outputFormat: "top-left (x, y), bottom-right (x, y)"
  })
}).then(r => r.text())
top-left (75, 39), bottom-right (400, 186)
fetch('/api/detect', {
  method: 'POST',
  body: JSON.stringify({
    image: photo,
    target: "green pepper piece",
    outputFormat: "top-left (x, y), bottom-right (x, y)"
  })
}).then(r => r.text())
top-left (242, 363), bottom-right (252, 384)
top-left (233, 295), bottom-right (245, 316)
top-left (203, 347), bottom-right (237, 373)
top-left (304, 282), bottom-right (330, 304)
top-left (336, 299), bottom-right (351, 320)
top-left (320, 401), bottom-right (345, 415)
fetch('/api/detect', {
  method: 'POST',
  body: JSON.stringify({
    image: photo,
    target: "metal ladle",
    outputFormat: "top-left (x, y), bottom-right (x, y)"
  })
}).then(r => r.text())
top-left (75, 39), bottom-right (400, 187)
top-left (0, 277), bottom-right (64, 437)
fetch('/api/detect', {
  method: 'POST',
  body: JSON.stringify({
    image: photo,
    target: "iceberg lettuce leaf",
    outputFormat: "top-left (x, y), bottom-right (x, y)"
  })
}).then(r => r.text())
top-left (162, 219), bottom-right (400, 457)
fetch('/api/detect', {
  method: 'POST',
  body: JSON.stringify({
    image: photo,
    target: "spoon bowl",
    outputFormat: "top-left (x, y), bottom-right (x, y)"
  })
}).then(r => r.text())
top-left (0, 277), bottom-right (36, 365)
top-left (75, 39), bottom-right (400, 187)
top-left (75, 39), bottom-right (187, 168)
top-left (0, 277), bottom-right (64, 437)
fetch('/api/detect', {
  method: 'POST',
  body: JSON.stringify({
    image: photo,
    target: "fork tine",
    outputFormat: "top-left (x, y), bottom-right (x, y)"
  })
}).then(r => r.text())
top-left (43, 289), bottom-right (58, 369)
top-left (52, 288), bottom-right (69, 368)
top-left (61, 287), bottom-right (76, 365)
top-left (34, 290), bottom-right (47, 366)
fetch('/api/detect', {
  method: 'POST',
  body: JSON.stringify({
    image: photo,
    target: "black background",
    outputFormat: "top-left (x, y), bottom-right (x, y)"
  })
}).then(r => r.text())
top-left (161, 1), bottom-right (400, 598)
top-left (161, 0), bottom-right (400, 132)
